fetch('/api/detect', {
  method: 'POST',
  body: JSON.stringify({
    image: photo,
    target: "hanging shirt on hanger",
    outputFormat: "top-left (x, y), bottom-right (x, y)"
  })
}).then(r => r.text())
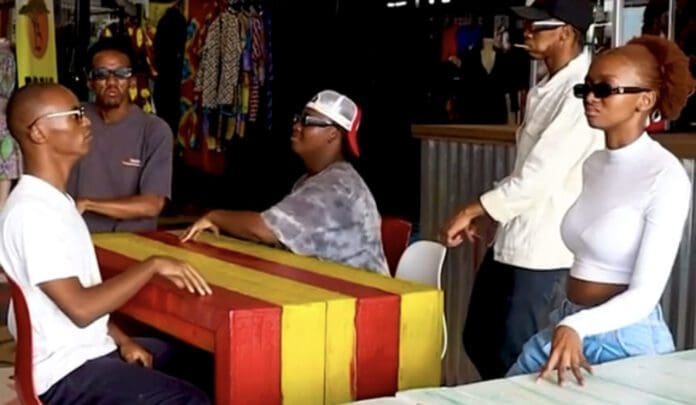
top-left (195, 10), bottom-right (243, 108)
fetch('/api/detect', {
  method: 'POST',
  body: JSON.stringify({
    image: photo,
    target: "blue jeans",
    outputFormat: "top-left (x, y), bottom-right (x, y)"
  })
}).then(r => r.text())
top-left (463, 249), bottom-right (568, 380)
top-left (39, 337), bottom-right (210, 405)
top-left (507, 299), bottom-right (675, 376)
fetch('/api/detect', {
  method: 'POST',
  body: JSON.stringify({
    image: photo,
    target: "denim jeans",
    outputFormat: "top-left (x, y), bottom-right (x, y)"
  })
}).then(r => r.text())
top-left (463, 249), bottom-right (568, 380)
top-left (507, 299), bottom-right (675, 376)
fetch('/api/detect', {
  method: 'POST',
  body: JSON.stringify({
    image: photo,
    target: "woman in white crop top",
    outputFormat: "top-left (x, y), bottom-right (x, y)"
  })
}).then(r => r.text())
top-left (508, 35), bottom-right (695, 385)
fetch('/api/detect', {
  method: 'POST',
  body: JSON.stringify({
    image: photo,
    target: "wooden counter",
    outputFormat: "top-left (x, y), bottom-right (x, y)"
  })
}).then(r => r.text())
top-left (412, 124), bottom-right (696, 159)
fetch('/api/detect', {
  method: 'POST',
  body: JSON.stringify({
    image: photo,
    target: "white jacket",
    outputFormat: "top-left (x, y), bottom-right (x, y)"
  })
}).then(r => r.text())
top-left (480, 52), bottom-right (604, 270)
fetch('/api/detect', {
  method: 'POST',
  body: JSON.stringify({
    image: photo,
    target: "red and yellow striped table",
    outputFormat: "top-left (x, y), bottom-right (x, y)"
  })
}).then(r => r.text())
top-left (93, 231), bottom-right (443, 405)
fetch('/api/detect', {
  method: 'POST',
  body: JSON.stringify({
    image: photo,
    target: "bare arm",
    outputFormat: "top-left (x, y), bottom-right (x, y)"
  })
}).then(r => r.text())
top-left (77, 194), bottom-right (166, 220)
top-left (181, 210), bottom-right (278, 245)
top-left (108, 320), bottom-right (154, 367)
top-left (107, 320), bottom-right (133, 346)
top-left (39, 256), bottom-right (211, 328)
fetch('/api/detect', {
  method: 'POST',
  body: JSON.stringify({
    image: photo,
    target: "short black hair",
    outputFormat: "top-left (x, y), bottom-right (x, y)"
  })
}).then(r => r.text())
top-left (86, 36), bottom-right (135, 70)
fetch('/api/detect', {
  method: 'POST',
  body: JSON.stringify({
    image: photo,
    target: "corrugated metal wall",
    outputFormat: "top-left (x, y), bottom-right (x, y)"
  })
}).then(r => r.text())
top-left (420, 139), bottom-right (696, 386)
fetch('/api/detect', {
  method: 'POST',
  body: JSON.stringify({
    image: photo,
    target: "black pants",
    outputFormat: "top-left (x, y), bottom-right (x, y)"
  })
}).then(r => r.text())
top-left (40, 337), bottom-right (211, 405)
top-left (463, 249), bottom-right (567, 380)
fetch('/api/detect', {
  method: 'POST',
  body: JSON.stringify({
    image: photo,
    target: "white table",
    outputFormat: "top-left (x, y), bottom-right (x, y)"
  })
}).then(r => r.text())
top-left (348, 350), bottom-right (696, 404)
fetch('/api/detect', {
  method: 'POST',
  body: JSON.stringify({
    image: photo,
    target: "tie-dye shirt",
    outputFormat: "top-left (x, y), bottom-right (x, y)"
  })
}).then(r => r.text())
top-left (261, 161), bottom-right (389, 275)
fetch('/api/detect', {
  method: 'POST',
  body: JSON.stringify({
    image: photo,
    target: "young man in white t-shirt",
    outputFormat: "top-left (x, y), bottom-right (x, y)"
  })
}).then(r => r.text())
top-left (440, 0), bottom-right (604, 380)
top-left (1, 83), bottom-right (213, 404)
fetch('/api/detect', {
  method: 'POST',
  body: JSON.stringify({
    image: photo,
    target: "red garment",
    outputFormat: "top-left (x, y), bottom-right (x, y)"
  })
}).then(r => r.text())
top-left (179, 1), bottom-right (227, 175)
top-left (441, 24), bottom-right (458, 62)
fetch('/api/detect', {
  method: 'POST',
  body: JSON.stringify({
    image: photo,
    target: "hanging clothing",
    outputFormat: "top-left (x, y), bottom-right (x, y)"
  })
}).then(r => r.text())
top-left (154, 6), bottom-right (188, 134)
top-left (249, 14), bottom-right (265, 122)
top-left (195, 10), bottom-right (243, 108)
top-left (455, 46), bottom-right (508, 124)
top-left (441, 23), bottom-right (458, 62)
top-left (0, 40), bottom-right (20, 181)
top-left (264, 8), bottom-right (274, 131)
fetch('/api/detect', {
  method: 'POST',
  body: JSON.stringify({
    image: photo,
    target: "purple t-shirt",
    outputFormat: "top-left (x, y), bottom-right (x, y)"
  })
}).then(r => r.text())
top-left (67, 104), bottom-right (173, 232)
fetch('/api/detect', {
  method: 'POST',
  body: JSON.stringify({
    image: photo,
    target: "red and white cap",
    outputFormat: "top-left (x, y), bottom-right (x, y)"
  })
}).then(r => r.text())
top-left (305, 89), bottom-right (362, 157)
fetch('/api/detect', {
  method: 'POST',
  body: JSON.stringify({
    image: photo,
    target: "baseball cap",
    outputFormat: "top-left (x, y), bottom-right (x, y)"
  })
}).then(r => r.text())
top-left (305, 90), bottom-right (362, 157)
top-left (511, 0), bottom-right (594, 33)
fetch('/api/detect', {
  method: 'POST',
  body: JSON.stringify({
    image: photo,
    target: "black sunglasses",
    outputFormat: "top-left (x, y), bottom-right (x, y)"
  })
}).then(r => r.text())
top-left (293, 113), bottom-right (335, 128)
top-left (88, 67), bottom-right (133, 81)
top-left (573, 82), bottom-right (652, 99)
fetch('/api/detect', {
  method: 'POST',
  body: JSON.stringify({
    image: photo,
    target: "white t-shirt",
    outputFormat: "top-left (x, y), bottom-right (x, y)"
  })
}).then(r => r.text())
top-left (558, 134), bottom-right (691, 338)
top-left (0, 175), bottom-right (116, 395)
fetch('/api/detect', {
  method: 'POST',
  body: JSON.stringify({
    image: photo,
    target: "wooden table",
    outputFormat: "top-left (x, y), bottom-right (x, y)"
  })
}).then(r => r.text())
top-left (352, 349), bottom-right (696, 404)
top-left (93, 231), bottom-right (443, 405)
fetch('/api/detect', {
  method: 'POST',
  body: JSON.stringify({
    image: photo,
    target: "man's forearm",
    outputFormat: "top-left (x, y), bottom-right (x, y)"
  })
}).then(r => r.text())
top-left (40, 258), bottom-right (160, 328)
top-left (107, 321), bottom-right (132, 346)
top-left (207, 210), bottom-right (278, 245)
top-left (80, 195), bottom-right (166, 219)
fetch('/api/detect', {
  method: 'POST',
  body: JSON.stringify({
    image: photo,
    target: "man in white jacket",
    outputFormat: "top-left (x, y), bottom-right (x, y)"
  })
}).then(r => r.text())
top-left (440, 0), bottom-right (604, 380)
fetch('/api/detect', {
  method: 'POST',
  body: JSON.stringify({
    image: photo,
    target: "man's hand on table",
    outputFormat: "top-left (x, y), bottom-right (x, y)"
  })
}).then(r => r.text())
top-left (537, 325), bottom-right (592, 387)
top-left (180, 214), bottom-right (219, 243)
top-left (148, 256), bottom-right (213, 296)
top-left (119, 339), bottom-right (153, 368)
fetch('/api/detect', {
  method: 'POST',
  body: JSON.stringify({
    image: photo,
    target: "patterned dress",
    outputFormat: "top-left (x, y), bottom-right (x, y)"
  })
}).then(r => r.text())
top-left (0, 40), bottom-right (20, 181)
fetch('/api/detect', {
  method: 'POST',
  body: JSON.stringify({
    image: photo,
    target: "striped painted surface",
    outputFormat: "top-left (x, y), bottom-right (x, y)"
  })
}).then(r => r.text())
top-left (93, 231), bottom-right (443, 405)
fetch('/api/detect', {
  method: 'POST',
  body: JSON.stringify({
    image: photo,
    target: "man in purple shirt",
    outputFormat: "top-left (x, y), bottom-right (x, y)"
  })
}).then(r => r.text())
top-left (67, 36), bottom-right (172, 232)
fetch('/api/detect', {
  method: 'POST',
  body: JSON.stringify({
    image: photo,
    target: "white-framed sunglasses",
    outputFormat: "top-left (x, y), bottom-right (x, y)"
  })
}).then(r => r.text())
top-left (28, 105), bottom-right (86, 129)
top-left (525, 19), bottom-right (567, 33)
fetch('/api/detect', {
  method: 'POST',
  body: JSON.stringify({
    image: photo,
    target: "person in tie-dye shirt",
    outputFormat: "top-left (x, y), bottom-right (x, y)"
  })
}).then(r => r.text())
top-left (182, 90), bottom-right (389, 275)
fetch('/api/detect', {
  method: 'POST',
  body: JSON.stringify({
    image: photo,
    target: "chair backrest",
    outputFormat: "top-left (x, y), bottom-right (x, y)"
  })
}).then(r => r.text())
top-left (381, 217), bottom-right (413, 277)
top-left (5, 275), bottom-right (42, 405)
top-left (394, 240), bottom-right (447, 288)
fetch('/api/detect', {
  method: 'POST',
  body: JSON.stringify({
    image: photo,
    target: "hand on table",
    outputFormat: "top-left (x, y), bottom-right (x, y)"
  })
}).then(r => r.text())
top-left (180, 215), bottom-right (219, 243)
top-left (148, 256), bottom-right (213, 296)
top-left (537, 325), bottom-right (592, 386)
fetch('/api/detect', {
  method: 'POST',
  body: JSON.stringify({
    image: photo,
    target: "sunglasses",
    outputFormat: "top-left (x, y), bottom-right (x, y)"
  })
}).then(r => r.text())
top-left (573, 83), bottom-right (653, 99)
top-left (524, 20), bottom-right (566, 33)
top-left (88, 67), bottom-right (133, 81)
top-left (293, 113), bottom-right (335, 128)
top-left (28, 106), bottom-right (86, 129)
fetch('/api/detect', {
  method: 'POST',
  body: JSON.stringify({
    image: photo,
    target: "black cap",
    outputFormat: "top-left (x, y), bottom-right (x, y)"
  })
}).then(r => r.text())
top-left (511, 0), bottom-right (594, 33)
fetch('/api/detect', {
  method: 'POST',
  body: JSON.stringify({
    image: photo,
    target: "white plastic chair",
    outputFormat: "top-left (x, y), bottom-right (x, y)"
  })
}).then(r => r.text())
top-left (394, 240), bottom-right (448, 359)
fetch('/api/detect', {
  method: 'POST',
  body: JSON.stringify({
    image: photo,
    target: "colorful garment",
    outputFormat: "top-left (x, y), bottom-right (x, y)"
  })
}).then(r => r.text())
top-left (195, 11), bottom-right (243, 108)
top-left (0, 40), bottom-right (20, 180)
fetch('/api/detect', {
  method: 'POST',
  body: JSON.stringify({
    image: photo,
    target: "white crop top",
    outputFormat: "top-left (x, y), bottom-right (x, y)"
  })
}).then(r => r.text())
top-left (558, 134), bottom-right (691, 338)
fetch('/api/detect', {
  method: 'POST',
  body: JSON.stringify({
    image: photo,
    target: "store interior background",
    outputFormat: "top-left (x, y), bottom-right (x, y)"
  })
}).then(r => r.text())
top-left (0, 0), bottom-right (691, 386)
top-left (48, 0), bottom-right (695, 234)
top-left (47, 0), bottom-right (533, 235)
